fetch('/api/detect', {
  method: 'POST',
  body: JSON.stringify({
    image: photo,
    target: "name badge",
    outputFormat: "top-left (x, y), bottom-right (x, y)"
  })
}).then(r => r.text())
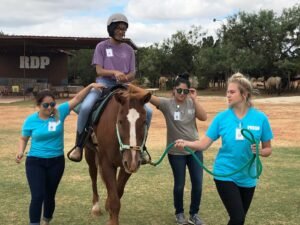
top-left (235, 128), bottom-right (244, 140)
top-left (174, 111), bottom-right (181, 121)
top-left (48, 121), bottom-right (57, 131)
top-left (106, 48), bottom-right (113, 57)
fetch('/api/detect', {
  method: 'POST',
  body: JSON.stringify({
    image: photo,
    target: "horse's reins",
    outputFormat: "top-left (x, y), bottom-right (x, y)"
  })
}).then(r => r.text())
top-left (149, 128), bottom-right (263, 179)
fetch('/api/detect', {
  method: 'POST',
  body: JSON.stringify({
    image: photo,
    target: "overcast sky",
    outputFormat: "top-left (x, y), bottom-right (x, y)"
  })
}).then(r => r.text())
top-left (0, 0), bottom-right (298, 46)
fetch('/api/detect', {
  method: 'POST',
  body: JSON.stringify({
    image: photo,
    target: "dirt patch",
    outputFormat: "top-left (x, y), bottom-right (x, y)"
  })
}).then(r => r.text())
top-left (147, 95), bottom-right (300, 149)
top-left (1, 95), bottom-right (299, 159)
top-left (254, 96), bottom-right (300, 104)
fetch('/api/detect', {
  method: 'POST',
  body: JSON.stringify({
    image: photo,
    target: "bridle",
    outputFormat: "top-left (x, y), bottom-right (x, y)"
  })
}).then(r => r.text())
top-left (115, 123), bottom-right (148, 153)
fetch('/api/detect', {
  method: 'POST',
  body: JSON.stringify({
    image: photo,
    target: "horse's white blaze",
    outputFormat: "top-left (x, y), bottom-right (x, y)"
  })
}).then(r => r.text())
top-left (127, 108), bottom-right (140, 146)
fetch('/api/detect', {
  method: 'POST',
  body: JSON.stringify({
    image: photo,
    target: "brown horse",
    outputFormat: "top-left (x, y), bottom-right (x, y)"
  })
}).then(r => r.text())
top-left (84, 84), bottom-right (151, 225)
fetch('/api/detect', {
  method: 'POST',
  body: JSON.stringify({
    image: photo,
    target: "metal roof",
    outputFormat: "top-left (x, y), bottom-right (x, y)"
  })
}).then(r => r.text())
top-left (0, 35), bottom-right (138, 52)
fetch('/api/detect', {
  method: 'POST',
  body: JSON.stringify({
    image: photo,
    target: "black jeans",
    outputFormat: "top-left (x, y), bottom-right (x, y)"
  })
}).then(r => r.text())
top-left (168, 151), bottom-right (203, 215)
top-left (214, 179), bottom-right (256, 225)
top-left (26, 155), bottom-right (65, 224)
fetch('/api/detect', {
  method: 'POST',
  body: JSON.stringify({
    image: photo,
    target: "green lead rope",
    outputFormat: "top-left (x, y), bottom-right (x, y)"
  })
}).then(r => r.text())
top-left (150, 128), bottom-right (263, 179)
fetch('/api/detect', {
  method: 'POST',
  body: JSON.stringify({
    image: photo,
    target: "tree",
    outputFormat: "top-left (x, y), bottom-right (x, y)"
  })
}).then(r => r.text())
top-left (68, 49), bottom-right (95, 86)
top-left (137, 45), bottom-right (165, 87)
top-left (161, 26), bottom-right (204, 76)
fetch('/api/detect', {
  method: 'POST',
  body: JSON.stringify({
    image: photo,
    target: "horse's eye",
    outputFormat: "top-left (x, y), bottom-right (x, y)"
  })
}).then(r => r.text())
top-left (119, 120), bottom-right (122, 124)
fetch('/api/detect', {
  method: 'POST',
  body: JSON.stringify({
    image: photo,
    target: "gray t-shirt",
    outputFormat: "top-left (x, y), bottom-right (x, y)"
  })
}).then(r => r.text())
top-left (92, 39), bottom-right (136, 82)
top-left (158, 97), bottom-right (199, 155)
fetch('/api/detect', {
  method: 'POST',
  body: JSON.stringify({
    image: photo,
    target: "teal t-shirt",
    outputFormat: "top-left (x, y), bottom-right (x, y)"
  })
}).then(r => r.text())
top-left (206, 107), bottom-right (273, 187)
top-left (22, 102), bottom-right (70, 158)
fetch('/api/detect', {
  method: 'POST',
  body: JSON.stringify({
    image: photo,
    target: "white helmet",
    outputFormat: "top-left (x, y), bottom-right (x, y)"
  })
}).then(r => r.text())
top-left (107, 13), bottom-right (128, 27)
top-left (107, 13), bottom-right (129, 38)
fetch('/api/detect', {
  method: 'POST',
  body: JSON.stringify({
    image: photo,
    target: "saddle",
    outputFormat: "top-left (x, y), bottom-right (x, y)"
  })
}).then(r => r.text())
top-left (74, 84), bottom-right (127, 125)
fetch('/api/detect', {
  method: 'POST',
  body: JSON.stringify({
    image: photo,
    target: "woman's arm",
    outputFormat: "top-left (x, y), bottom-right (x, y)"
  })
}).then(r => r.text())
top-left (175, 135), bottom-right (213, 151)
top-left (189, 88), bottom-right (207, 121)
top-left (68, 83), bottom-right (105, 110)
top-left (149, 95), bottom-right (160, 107)
top-left (251, 140), bottom-right (272, 157)
top-left (16, 136), bottom-right (30, 163)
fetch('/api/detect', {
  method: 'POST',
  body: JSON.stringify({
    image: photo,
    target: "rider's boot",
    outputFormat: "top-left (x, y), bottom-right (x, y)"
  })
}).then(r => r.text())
top-left (67, 131), bottom-right (87, 162)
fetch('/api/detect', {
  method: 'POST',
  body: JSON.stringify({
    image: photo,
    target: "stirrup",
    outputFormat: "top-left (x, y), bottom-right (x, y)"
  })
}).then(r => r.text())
top-left (67, 146), bottom-right (83, 162)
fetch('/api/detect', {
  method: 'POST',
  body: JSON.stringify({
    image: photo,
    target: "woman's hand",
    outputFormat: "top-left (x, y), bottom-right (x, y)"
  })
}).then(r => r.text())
top-left (174, 139), bottom-right (188, 151)
top-left (114, 71), bottom-right (128, 83)
top-left (16, 151), bottom-right (24, 163)
top-left (90, 82), bottom-right (106, 90)
top-left (189, 88), bottom-right (197, 100)
top-left (251, 143), bottom-right (259, 154)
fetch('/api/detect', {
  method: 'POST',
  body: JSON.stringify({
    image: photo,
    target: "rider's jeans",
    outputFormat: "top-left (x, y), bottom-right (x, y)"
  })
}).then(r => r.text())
top-left (77, 79), bottom-right (153, 134)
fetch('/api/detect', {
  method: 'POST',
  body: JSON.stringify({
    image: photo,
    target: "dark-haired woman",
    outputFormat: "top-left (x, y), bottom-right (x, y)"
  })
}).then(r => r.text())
top-left (16, 83), bottom-right (104, 225)
top-left (149, 74), bottom-right (207, 225)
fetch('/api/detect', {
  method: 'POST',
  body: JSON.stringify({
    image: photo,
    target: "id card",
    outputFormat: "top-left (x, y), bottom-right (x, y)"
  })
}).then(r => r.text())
top-left (106, 48), bottom-right (113, 57)
top-left (235, 128), bottom-right (244, 140)
top-left (48, 121), bottom-right (57, 131)
top-left (174, 111), bottom-right (181, 121)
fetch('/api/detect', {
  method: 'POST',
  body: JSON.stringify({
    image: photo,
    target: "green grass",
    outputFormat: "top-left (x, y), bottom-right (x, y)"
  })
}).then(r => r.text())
top-left (0, 147), bottom-right (299, 225)
top-left (1, 94), bottom-right (299, 225)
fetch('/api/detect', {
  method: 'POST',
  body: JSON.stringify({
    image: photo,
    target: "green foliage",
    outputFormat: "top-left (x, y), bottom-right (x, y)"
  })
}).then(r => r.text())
top-left (137, 45), bottom-right (165, 87)
top-left (138, 4), bottom-right (300, 85)
top-left (68, 49), bottom-right (95, 86)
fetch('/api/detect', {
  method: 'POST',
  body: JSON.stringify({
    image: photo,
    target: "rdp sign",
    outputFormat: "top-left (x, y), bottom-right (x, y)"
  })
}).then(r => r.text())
top-left (20, 56), bottom-right (50, 69)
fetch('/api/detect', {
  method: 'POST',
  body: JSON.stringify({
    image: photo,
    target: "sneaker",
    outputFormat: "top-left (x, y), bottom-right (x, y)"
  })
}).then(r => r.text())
top-left (188, 214), bottom-right (205, 225)
top-left (175, 213), bottom-right (188, 225)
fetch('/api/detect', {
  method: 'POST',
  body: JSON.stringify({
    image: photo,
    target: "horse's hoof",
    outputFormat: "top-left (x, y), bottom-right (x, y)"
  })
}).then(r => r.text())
top-left (91, 204), bottom-right (102, 217)
top-left (91, 210), bottom-right (102, 217)
top-left (106, 221), bottom-right (118, 225)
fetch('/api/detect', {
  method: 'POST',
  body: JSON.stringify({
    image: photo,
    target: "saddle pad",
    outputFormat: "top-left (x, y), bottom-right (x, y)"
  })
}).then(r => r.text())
top-left (73, 84), bottom-right (127, 125)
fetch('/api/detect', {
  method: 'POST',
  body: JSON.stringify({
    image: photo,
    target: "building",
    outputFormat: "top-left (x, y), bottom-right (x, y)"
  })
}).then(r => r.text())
top-left (0, 35), bottom-right (137, 95)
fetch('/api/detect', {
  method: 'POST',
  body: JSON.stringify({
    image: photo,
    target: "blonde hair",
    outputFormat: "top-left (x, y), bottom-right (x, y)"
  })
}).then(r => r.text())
top-left (227, 72), bottom-right (256, 107)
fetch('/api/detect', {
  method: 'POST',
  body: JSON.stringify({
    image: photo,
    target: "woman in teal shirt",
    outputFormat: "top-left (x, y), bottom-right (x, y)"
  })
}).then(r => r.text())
top-left (16, 83), bottom-right (104, 225)
top-left (175, 73), bottom-right (273, 225)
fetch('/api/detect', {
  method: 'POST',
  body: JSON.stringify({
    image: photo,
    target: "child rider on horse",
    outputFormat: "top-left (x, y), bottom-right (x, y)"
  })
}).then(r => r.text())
top-left (68, 13), bottom-right (152, 162)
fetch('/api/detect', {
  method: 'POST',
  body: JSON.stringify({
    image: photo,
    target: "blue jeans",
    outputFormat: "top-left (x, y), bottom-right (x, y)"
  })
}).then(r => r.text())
top-left (26, 156), bottom-right (65, 225)
top-left (168, 151), bottom-right (203, 215)
top-left (77, 78), bottom-right (153, 133)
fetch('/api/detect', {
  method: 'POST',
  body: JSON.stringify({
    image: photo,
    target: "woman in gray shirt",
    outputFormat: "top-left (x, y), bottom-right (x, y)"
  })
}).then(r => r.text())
top-left (150, 73), bottom-right (207, 225)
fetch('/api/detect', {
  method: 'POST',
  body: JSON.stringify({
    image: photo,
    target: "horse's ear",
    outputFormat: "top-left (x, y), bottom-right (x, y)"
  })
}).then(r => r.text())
top-left (141, 92), bottom-right (152, 104)
top-left (114, 92), bottom-right (127, 105)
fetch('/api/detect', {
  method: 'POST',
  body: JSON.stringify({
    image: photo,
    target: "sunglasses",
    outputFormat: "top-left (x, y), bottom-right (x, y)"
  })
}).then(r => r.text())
top-left (176, 88), bottom-right (190, 95)
top-left (42, 102), bottom-right (56, 109)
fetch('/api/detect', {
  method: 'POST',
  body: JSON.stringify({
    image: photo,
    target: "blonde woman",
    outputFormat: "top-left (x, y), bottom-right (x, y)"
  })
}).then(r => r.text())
top-left (175, 73), bottom-right (273, 225)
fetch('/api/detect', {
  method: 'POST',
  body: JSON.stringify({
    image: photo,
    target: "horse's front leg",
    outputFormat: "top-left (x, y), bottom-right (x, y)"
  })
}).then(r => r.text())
top-left (85, 142), bottom-right (102, 216)
top-left (117, 168), bottom-right (131, 198)
top-left (100, 161), bottom-right (120, 225)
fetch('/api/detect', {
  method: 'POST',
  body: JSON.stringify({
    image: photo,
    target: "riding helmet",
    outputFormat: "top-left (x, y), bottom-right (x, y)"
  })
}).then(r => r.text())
top-left (107, 13), bottom-right (129, 37)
